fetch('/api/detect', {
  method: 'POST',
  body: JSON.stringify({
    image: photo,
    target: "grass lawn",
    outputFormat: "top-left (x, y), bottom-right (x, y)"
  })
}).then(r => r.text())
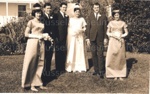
top-left (0, 52), bottom-right (149, 93)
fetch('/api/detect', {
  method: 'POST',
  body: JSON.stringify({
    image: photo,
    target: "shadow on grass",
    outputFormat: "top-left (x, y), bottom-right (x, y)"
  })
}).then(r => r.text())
top-left (87, 56), bottom-right (106, 75)
top-left (126, 58), bottom-right (138, 78)
top-left (42, 69), bottom-right (66, 86)
top-left (88, 59), bottom-right (93, 71)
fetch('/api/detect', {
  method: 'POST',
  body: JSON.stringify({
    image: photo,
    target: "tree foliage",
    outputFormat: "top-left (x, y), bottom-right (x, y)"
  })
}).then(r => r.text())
top-left (112, 0), bottom-right (150, 53)
top-left (0, 13), bottom-right (33, 55)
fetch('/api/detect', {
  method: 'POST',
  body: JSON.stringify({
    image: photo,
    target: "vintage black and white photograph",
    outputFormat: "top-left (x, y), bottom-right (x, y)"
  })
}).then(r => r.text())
top-left (0, 0), bottom-right (149, 93)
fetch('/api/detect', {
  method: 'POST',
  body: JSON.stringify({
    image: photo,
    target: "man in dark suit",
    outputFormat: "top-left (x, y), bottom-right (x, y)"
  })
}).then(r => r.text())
top-left (41, 3), bottom-right (55, 79)
top-left (54, 2), bottom-right (69, 73)
top-left (86, 3), bottom-right (108, 78)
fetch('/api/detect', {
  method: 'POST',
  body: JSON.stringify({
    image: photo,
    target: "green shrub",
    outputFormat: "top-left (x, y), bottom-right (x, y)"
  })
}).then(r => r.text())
top-left (0, 13), bottom-right (33, 55)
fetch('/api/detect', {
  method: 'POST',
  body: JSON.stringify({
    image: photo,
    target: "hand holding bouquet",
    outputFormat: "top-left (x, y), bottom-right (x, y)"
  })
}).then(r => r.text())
top-left (42, 33), bottom-right (54, 44)
top-left (73, 28), bottom-right (84, 37)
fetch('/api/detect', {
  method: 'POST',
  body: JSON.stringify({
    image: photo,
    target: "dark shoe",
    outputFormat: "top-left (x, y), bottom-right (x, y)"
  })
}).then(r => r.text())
top-left (92, 72), bottom-right (98, 75)
top-left (99, 75), bottom-right (104, 79)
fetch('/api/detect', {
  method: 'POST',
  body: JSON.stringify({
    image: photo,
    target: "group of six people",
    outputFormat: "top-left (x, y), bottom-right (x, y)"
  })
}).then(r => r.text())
top-left (21, 2), bottom-right (128, 92)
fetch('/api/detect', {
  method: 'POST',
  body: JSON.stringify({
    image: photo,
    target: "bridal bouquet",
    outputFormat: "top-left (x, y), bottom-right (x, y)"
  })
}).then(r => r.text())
top-left (42, 33), bottom-right (54, 44)
top-left (73, 27), bottom-right (85, 37)
top-left (109, 32), bottom-right (124, 49)
top-left (72, 29), bottom-right (84, 44)
top-left (110, 32), bottom-right (123, 42)
top-left (73, 30), bottom-right (82, 37)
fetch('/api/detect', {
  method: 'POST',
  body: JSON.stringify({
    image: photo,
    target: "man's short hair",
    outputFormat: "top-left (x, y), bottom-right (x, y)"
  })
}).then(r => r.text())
top-left (60, 2), bottom-right (67, 7)
top-left (92, 2), bottom-right (100, 8)
top-left (43, 3), bottom-right (52, 8)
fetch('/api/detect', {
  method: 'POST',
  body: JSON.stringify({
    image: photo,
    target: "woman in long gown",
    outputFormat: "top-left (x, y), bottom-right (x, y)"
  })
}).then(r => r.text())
top-left (21, 3), bottom-right (51, 91)
top-left (66, 5), bottom-right (89, 72)
top-left (105, 9), bottom-right (128, 80)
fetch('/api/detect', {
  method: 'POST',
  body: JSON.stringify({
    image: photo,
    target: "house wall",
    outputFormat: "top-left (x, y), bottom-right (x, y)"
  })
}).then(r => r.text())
top-left (0, 3), bottom-right (32, 16)
top-left (0, 3), bottom-right (33, 16)
top-left (0, 3), bottom-right (6, 16)
top-left (0, 3), bottom-right (33, 27)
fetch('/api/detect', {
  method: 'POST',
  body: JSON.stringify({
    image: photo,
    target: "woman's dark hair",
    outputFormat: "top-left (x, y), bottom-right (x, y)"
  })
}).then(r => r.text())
top-left (32, 10), bottom-right (43, 16)
top-left (74, 8), bottom-right (81, 12)
top-left (112, 10), bottom-right (121, 17)
top-left (43, 3), bottom-right (52, 8)
top-left (33, 3), bottom-right (41, 8)
top-left (31, 3), bottom-right (43, 16)
top-left (60, 2), bottom-right (67, 7)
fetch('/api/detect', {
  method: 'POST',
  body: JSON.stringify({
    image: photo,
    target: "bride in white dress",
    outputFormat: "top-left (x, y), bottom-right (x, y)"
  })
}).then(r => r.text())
top-left (66, 5), bottom-right (89, 72)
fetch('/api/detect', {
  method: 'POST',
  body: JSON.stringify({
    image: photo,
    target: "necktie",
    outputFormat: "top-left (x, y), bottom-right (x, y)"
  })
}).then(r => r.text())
top-left (63, 13), bottom-right (65, 18)
top-left (46, 14), bottom-right (50, 19)
top-left (96, 13), bottom-right (98, 20)
top-left (48, 15), bottom-right (50, 19)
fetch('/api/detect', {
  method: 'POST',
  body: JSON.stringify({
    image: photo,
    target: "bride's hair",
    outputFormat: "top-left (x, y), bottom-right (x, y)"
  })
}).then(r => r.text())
top-left (74, 8), bottom-right (81, 12)
top-left (74, 3), bottom-right (81, 12)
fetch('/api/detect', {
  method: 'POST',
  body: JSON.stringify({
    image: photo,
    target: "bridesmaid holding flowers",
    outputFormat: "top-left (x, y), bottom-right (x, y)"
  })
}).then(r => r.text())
top-left (21, 3), bottom-right (52, 91)
top-left (105, 9), bottom-right (128, 81)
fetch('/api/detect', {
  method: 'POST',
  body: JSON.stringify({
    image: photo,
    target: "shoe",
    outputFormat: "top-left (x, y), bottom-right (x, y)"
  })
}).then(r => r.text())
top-left (100, 75), bottom-right (104, 79)
top-left (40, 86), bottom-right (48, 90)
top-left (114, 77), bottom-right (117, 81)
top-left (92, 72), bottom-right (98, 75)
top-left (119, 77), bottom-right (124, 81)
top-left (31, 86), bottom-right (38, 92)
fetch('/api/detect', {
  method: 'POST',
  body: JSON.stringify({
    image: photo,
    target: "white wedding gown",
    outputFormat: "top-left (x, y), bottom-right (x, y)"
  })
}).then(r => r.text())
top-left (66, 17), bottom-right (89, 72)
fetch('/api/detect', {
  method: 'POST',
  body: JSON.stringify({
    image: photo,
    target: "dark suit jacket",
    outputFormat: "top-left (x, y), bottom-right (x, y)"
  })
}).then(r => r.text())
top-left (86, 13), bottom-right (108, 42)
top-left (54, 11), bottom-right (69, 43)
top-left (41, 13), bottom-right (56, 39)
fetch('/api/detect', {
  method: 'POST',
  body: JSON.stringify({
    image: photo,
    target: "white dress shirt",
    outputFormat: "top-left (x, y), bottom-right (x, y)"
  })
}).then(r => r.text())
top-left (45, 13), bottom-right (50, 19)
top-left (60, 11), bottom-right (65, 18)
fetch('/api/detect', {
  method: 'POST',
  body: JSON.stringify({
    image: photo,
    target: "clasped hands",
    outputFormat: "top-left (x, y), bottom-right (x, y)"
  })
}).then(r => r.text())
top-left (86, 38), bottom-right (108, 47)
top-left (109, 33), bottom-right (124, 41)
top-left (38, 33), bottom-right (54, 43)
top-left (72, 29), bottom-right (84, 37)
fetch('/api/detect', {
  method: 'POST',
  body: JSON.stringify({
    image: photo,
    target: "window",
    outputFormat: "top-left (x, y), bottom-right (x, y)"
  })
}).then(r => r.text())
top-left (18, 5), bottom-right (26, 17)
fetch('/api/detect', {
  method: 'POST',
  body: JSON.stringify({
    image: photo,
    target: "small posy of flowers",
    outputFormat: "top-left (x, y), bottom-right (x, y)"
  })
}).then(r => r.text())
top-left (65, 15), bottom-right (68, 17)
top-left (97, 14), bottom-right (101, 17)
top-left (50, 16), bottom-right (53, 19)
top-left (42, 33), bottom-right (54, 44)
top-left (73, 29), bottom-right (84, 37)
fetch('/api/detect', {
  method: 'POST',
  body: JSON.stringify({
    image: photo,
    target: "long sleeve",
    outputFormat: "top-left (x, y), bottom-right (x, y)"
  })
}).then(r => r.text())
top-left (53, 13), bottom-right (59, 40)
top-left (85, 16), bottom-right (91, 39)
top-left (24, 20), bottom-right (32, 37)
top-left (103, 16), bottom-right (108, 39)
top-left (106, 21), bottom-right (112, 37)
top-left (121, 22), bottom-right (128, 37)
top-left (82, 18), bottom-right (87, 31)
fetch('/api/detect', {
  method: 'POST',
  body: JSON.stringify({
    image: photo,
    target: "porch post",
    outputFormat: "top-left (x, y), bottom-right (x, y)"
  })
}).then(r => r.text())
top-left (29, 2), bottom-right (32, 9)
top-left (6, 0), bottom-right (8, 17)
top-left (108, 5), bottom-right (112, 17)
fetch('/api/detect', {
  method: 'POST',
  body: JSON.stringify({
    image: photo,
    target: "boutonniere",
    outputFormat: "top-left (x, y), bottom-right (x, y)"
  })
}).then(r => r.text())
top-left (65, 15), bottom-right (68, 17)
top-left (98, 14), bottom-right (101, 18)
top-left (50, 16), bottom-right (53, 19)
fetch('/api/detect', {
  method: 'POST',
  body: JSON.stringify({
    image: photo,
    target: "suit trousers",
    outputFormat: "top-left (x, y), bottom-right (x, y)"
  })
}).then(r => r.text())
top-left (55, 40), bottom-right (67, 72)
top-left (90, 39), bottom-right (105, 76)
top-left (43, 41), bottom-right (54, 75)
